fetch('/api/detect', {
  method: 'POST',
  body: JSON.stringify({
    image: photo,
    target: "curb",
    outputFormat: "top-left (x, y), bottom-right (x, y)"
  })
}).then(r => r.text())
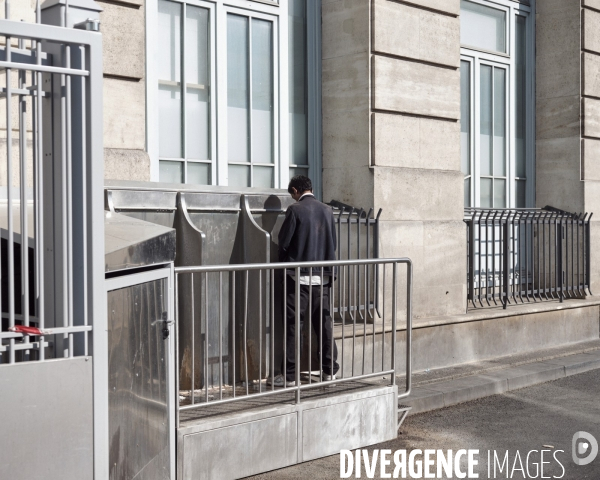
top-left (403, 350), bottom-right (600, 416)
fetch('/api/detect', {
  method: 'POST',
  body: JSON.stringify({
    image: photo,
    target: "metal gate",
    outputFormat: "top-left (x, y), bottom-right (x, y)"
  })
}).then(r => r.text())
top-left (107, 267), bottom-right (176, 480)
top-left (0, 13), bottom-right (106, 480)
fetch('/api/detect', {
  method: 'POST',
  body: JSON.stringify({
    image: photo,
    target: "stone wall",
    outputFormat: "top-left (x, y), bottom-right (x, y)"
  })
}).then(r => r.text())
top-left (98, 0), bottom-right (150, 181)
top-left (322, 0), bottom-right (466, 318)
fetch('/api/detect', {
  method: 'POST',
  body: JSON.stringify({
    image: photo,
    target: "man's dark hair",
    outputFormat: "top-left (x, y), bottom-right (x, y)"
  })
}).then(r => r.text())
top-left (288, 175), bottom-right (312, 194)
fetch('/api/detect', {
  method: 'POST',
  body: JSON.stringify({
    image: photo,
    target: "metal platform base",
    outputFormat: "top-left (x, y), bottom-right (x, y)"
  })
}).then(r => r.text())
top-left (177, 383), bottom-right (398, 479)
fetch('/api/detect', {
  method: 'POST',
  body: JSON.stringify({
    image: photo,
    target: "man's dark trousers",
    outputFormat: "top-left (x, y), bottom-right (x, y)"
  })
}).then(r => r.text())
top-left (283, 276), bottom-right (339, 382)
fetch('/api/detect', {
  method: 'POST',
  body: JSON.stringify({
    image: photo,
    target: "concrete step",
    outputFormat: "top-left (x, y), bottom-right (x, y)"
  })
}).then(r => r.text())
top-left (401, 340), bottom-right (600, 415)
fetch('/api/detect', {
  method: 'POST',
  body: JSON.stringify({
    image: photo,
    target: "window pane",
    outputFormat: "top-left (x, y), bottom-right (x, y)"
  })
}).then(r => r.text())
top-left (460, 0), bottom-right (506, 53)
top-left (516, 180), bottom-right (526, 208)
top-left (480, 65), bottom-right (492, 177)
top-left (186, 6), bottom-right (210, 160)
top-left (290, 166), bottom-right (309, 179)
top-left (289, 0), bottom-right (307, 166)
top-left (229, 165), bottom-right (250, 187)
top-left (516, 15), bottom-right (527, 179)
top-left (464, 177), bottom-right (471, 208)
top-left (251, 19), bottom-right (274, 164)
top-left (460, 60), bottom-right (470, 176)
top-left (227, 14), bottom-right (250, 163)
top-left (159, 160), bottom-right (183, 183)
top-left (254, 166), bottom-right (274, 188)
top-left (480, 178), bottom-right (492, 208)
top-left (494, 179), bottom-right (506, 208)
top-left (493, 68), bottom-right (506, 177)
top-left (158, 0), bottom-right (182, 158)
top-left (188, 162), bottom-right (211, 185)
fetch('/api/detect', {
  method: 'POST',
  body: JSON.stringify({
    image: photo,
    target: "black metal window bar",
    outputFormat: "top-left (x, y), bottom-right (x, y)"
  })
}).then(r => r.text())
top-left (465, 207), bottom-right (592, 309)
top-left (328, 201), bottom-right (382, 322)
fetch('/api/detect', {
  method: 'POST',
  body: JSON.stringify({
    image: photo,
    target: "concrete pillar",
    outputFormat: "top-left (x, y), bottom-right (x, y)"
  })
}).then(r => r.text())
top-left (322, 0), bottom-right (465, 318)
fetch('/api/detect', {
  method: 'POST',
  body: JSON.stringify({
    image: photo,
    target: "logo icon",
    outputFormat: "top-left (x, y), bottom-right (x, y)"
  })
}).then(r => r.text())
top-left (572, 432), bottom-right (598, 466)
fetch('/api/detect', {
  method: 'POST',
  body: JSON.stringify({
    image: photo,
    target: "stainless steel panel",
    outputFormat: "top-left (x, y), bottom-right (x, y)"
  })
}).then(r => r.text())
top-left (0, 358), bottom-right (93, 480)
top-left (108, 278), bottom-right (170, 480)
top-left (105, 212), bottom-right (176, 272)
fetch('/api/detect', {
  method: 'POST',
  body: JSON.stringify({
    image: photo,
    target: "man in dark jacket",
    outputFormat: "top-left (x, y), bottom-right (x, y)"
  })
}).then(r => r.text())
top-left (269, 175), bottom-right (339, 387)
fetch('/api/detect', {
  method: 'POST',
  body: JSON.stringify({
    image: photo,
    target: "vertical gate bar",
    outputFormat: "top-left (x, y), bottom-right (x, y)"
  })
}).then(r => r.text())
top-left (405, 260), bottom-right (412, 394)
top-left (175, 273), bottom-right (180, 427)
top-left (347, 210), bottom-right (353, 327)
top-left (374, 209), bottom-right (382, 316)
top-left (565, 214), bottom-right (570, 298)
top-left (205, 272), bottom-right (209, 402)
top-left (271, 269), bottom-right (275, 391)
top-left (492, 211), bottom-right (497, 305)
top-left (371, 265), bottom-right (375, 374)
top-left (571, 214), bottom-right (575, 297)
top-left (536, 212), bottom-right (541, 299)
top-left (244, 270), bottom-right (249, 396)
top-left (308, 267), bottom-right (312, 384)
top-left (319, 268), bottom-right (323, 382)
top-left (6, 38), bottom-right (15, 364)
top-left (35, 34), bottom-right (45, 357)
top-left (477, 213), bottom-right (482, 307)
top-left (337, 210), bottom-right (342, 319)
top-left (295, 266), bottom-right (301, 403)
top-left (468, 215), bottom-right (475, 308)
top-left (351, 264), bottom-right (355, 377)
top-left (219, 271), bottom-right (223, 400)
top-left (586, 214), bottom-right (592, 294)
top-left (485, 212), bottom-right (490, 306)
top-left (556, 218), bottom-right (562, 302)
top-left (363, 265), bottom-right (367, 375)
top-left (357, 209), bottom-right (363, 322)
top-left (577, 214), bottom-right (581, 296)
top-left (503, 216), bottom-right (509, 309)
top-left (542, 212), bottom-right (548, 300)
top-left (283, 269), bottom-right (287, 389)
top-left (80, 44), bottom-right (88, 356)
top-left (524, 212), bottom-right (530, 302)
top-left (511, 211), bottom-right (516, 303)
top-left (60, 46), bottom-right (68, 357)
top-left (17, 43), bottom-right (29, 361)
top-left (382, 263), bottom-right (385, 373)
top-left (329, 266), bottom-right (334, 381)
top-left (191, 273), bottom-right (195, 405)
top-left (259, 269), bottom-right (262, 391)
top-left (366, 208), bottom-right (372, 321)
top-left (341, 264), bottom-right (345, 378)
top-left (232, 271), bottom-right (236, 397)
top-left (391, 262), bottom-right (397, 386)
top-left (66, 51), bottom-right (74, 356)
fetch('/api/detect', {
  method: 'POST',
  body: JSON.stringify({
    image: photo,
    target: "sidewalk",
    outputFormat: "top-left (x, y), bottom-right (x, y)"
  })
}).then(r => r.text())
top-left (401, 339), bottom-right (600, 415)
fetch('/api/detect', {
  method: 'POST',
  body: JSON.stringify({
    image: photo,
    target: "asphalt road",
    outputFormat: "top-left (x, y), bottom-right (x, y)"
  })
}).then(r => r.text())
top-left (248, 368), bottom-right (600, 479)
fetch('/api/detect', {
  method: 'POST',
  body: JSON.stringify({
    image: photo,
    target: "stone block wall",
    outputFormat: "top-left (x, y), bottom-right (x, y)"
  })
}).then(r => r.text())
top-left (322, 0), bottom-right (465, 318)
top-left (98, 0), bottom-right (150, 181)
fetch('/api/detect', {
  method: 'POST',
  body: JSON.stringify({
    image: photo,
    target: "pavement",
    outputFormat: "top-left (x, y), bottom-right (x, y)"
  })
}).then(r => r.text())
top-left (248, 339), bottom-right (600, 479)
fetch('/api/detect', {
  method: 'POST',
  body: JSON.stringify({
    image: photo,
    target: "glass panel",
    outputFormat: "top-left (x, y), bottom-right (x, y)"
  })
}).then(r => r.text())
top-left (460, 0), bottom-right (506, 53)
top-left (464, 177), bottom-right (471, 208)
top-left (254, 166), bottom-right (274, 188)
top-left (515, 15), bottom-right (527, 179)
top-left (290, 166), bottom-right (309, 179)
top-left (460, 60), bottom-right (471, 176)
top-left (159, 160), bottom-right (183, 183)
top-left (493, 68), bottom-right (506, 177)
top-left (188, 162), bottom-right (211, 185)
top-left (251, 19), bottom-right (274, 164)
top-left (229, 164), bottom-right (250, 187)
top-left (480, 65), bottom-right (492, 177)
top-left (227, 14), bottom-right (250, 163)
top-left (494, 179), bottom-right (506, 208)
top-left (289, 0), bottom-right (308, 166)
top-left (480, 178), bottom-right (492, 208)
top-left (158, 0), bottom-right (182, 158)
top-left (186, 6), bottom-right (211, 160)
top-left (516, 180), bottom-right (526, 208)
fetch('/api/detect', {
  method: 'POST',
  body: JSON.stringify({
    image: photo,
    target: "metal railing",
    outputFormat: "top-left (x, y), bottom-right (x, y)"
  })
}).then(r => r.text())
top-left (0, 18), bottom-right (103, 363)
top-left (174, 258), bottom-right (412, 424)
top-left (465, 208), bottom-right (592, 309)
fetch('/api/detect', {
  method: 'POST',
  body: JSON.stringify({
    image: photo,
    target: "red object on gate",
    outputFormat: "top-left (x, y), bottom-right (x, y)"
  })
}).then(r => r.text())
top-left (8, 325), bottom-right (48, 336)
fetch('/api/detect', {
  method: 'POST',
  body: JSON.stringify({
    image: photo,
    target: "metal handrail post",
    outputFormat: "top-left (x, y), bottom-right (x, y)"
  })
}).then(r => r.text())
top-left (295, 266), bottom-right (301, 404)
